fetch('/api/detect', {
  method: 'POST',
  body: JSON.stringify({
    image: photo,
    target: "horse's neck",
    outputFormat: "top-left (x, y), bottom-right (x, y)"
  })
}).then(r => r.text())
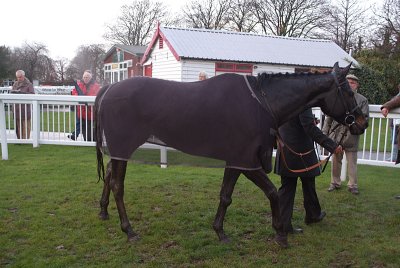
top-left (267, 76), bottom-right (328, 127)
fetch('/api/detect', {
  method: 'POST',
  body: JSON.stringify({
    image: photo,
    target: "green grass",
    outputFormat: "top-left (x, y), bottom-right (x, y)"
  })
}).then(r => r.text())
top-left (0, 145), bottom-right (399, 267)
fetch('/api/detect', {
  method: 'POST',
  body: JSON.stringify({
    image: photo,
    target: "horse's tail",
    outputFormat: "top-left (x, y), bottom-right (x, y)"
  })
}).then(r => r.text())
top-left (94, 84), bottom-right (110, 182)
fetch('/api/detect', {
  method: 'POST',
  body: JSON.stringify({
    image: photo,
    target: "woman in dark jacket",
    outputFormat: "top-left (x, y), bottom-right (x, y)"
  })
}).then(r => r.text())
top-left (274, 108), bottom-right (342, 234)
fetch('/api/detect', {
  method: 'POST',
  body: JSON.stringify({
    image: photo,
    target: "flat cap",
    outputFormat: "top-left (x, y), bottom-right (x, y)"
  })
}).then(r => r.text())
top-left (346, 74), bottom-right (359, 81)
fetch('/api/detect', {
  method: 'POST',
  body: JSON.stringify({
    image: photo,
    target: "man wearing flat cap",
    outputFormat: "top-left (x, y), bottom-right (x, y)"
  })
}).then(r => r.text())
top-left (322, 74), bottom-right (369, 195)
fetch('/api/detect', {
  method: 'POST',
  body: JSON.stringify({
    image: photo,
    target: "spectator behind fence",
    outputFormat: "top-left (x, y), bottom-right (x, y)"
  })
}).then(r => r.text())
top-left (384, 84), bottom-right (400, 162)
top-left (381, 90), bottom-right (400, 200)
top-left (68, 70), bottom-right (100, 141)
top-left (274, 108), bottom-right (342, 235)
top-left (381, 88), bottom-right (400, 165)
top-left (198, 71), bottom-right (208, 81)
top-left (10, 70), bottom-right (35, 139)
top-left (322, 74), bottom-right (369, 195)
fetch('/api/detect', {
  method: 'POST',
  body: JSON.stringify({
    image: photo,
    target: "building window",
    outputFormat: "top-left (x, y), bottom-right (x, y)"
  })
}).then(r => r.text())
top-left (104, 60), bottom-right (130, 83)
top-left (236, 64), bottom-right (252, 72)
top-left (159, 37), bottom-right (164, 49)
top-left (215, 62), bottom-right (253, 73)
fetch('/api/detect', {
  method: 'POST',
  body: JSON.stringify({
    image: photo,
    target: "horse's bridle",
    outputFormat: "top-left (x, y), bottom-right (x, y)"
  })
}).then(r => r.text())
top-left (331, 72), bottom-right (359, 128)
top-left (275, 72), bottom-right (360, 174)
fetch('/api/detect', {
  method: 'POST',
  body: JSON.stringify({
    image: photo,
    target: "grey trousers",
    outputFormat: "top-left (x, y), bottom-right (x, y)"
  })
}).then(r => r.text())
top-left (331, 150), bottom-right (358, 189)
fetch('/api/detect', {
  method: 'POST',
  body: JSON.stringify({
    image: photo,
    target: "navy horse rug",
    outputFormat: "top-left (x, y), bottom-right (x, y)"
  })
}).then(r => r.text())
top-left (97, 73), bottom-right (274, 170)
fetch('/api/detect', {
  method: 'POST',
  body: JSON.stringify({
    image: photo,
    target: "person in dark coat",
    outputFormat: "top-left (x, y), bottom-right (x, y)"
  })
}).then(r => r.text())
top-left (381, 92), bottom-right (400, 200)
top-left (381, 92), bottom-right (400, 164)
top-left (274, 108), bottom-right (342, 234)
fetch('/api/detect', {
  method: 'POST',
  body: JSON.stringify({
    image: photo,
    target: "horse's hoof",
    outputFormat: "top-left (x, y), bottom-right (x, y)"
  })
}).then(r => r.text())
top-left (127, 234), bottom-right (140, 242)
top-left (218, 233), bottom-right (231, 243)
top-left (220, 236), bottom-right (231, 244)
top-left (98, 212), bottom-right (109, 220)
top-left (274, 233), bottom-right (288, 248)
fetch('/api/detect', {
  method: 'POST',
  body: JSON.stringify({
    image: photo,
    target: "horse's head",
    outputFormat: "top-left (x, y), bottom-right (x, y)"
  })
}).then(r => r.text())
top-left (321, 62), bottom-right (368, 135)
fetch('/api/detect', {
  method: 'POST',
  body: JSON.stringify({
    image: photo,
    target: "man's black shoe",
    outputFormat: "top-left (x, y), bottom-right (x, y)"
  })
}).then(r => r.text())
top-left (67, 134), bottom-right (76, 141)
top-left (305, 211), bottom-right (326, 225)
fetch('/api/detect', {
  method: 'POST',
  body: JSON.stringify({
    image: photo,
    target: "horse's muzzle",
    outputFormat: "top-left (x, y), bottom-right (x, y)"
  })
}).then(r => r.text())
top-left (349, 120), bottom-right (368, 135)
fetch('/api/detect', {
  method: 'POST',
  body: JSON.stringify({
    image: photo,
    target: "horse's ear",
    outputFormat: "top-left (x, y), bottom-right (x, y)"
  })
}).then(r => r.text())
top-left (342, 62), bottom-right (352, 76)
top-left (332, 62), bottom-right (340, 73)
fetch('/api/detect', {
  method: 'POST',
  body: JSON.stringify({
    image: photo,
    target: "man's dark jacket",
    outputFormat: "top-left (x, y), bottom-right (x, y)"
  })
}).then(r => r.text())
top-left (274, 108), bottom-right (338, 177)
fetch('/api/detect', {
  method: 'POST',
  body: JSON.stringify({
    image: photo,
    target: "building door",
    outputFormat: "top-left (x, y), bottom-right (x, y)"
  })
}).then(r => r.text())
top-left (144, 64), bottom-right (152, 77)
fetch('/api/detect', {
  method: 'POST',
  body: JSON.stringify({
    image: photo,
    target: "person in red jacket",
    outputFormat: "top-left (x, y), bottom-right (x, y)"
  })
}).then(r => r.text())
top-left (69, 70), bottom-right (100, 141)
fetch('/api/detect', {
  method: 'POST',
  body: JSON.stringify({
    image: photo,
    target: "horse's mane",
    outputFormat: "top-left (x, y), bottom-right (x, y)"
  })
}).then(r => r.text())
top-left (255, 71), bottom-right (330, 91)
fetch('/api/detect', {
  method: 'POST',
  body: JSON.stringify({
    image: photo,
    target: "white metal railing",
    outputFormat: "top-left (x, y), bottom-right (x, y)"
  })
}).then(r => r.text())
top-left (1, 86), bottom-right (74, 95)
top-left (0, 94), bottom-right (169, 167)
top-left (313, 105), bottom-right (400, 169)
top-left (1, 94), bottom-right (399, 169)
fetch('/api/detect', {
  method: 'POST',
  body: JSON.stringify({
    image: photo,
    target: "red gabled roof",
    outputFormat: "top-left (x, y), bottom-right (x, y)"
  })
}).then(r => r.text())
top-left (140, 22), bottom-right (180, 65)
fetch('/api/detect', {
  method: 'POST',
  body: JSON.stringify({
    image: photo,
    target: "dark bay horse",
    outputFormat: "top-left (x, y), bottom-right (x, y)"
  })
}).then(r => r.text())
top-left (94, 62), bottom-right (368, 248)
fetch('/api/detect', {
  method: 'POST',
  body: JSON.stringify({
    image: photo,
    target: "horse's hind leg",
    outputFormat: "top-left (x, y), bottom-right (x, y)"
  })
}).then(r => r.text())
top-left (242, 169), bottom-right (288, 248)
top-left (213, 168), bottom-right (241, 243)
top-left (110, 159), bottom-right (139, 242)
top-left (99, 160), bottom-right (112, 220)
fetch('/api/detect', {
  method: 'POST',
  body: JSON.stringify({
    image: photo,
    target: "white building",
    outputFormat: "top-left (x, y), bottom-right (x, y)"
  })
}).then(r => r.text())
top-left (141, 24), bottom-right (357, 82)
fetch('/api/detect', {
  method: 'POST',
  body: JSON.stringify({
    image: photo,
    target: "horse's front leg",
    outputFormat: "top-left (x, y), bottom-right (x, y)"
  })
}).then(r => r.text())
top-left (110, 159), bottom-right (139, 242)
top-left (213, 168), bottom-right (241, 243)
top-left (99, 160), bottom-right (112, 220)
top-left (242, 169), bottom-right (288, 248)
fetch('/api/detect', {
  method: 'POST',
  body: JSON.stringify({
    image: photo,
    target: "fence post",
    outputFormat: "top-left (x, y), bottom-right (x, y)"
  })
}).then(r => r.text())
top-left (340, 153), bottom-right (347, 181)
top-left (0, 100), bottom-right (9, 160)
top-left (32, 100), bottom-right (40, 147)
top-left (160, 146), bottom-right (167, 168)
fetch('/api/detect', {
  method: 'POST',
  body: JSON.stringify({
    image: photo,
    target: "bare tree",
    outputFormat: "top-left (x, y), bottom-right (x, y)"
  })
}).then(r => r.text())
top-left (182, 0), bottom-right (232, 29)
top-left (365, 0), bottom-right (400, 57)
top-left (104, 0), bottom-right (170, 46)
top-left (252, 0), bottom-right (329, 37)
top-left (322, 0), bottom-right (369, 52)
top-left (54, 58), bottom-right (69, 83)
top-left (66, 44), bottom-right (106, 82)
top-left (10, 42), bottom-right (53, 82)
top-left (226, 0), bottom-right (258, 32)
top-left (380, 0), bottom-right (400, 35)
top-left (36, 56), bottom-right (57, 83)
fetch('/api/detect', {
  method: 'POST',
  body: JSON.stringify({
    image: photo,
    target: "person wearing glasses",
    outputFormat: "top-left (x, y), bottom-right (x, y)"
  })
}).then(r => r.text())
top-left (68, 70), bottom-right (100, 141)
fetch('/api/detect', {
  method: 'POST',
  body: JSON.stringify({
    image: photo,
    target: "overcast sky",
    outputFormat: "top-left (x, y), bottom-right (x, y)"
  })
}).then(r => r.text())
top-left (0, 0), bottom-right (184, 60)
top-left (1, 0), bottom-right (381, 61)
